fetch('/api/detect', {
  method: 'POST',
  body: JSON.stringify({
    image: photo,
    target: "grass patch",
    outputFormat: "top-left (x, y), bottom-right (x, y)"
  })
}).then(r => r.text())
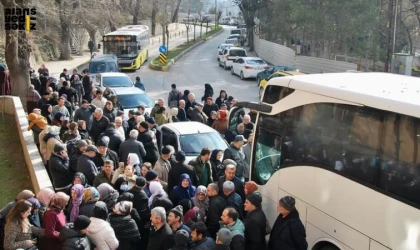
top-left (152, 26), bottom-right (223, 66)
top-left (0, 115), bottom-right (33, 208)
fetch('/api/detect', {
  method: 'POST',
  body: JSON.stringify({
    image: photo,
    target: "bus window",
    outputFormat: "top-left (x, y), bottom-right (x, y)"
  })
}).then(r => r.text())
top-left (262, 86), bottom-right (294, 104)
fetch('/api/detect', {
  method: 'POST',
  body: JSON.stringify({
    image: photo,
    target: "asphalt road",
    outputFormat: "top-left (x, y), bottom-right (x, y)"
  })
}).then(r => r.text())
top-left (126, 26), bottom-right (260, 103)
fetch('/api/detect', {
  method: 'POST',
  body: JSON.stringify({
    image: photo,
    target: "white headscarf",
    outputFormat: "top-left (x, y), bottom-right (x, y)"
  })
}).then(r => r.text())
top-left (128, 153), bottom-right (140, 165)
top-left (148, 181), bottom-right (166, 207)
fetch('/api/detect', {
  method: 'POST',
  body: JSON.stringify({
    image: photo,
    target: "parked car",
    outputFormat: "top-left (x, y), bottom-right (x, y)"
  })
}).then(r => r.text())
top-left (217, 44), bottom-right (234, 61)
top-left (231, 57), bottom-right (268, 80)
top-left (237, 24), bottom-right (246, 29)
top-left (160, 122), bottom-right (228, 162)
top-left (224, 39), bottom-right (239, 46)
top-left (256, 65), bottom-right (298, 85)
top-left (228, 34), bottom-right (241, 40)
top-left (93, 72), bottom-right (134, 91)
top-left (113, 87), bottom-right (154, 118)
top-left (88, 54), bottom-right (119, 80)
top-left (219, 47), bottom-right (247, 70)
top-left (258, 71), bottom-right (305, 99)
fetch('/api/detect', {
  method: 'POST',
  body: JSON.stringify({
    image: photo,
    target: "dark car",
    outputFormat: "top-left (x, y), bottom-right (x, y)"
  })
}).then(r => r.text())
top-left (88, 54), bottom-right (119, 79)
top-left (256, 65), bottom-right (297, 85)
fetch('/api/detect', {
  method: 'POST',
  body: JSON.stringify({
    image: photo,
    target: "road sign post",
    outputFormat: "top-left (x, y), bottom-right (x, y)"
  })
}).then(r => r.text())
top-left (159, 45), bottom-right (167, 54)
top-left (159, 53), bottom-right (167, 65)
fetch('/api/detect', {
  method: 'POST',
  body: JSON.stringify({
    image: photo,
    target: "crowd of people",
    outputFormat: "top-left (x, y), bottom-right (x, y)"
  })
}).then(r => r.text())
top-left (0, 65), bottom-right (309, 250)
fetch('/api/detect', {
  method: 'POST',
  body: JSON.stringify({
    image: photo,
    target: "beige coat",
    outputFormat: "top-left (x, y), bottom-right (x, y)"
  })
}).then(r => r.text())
top-left (39, 127), bottom-right (62, 163)
top-left (153, 157), bottom-right (171, 191)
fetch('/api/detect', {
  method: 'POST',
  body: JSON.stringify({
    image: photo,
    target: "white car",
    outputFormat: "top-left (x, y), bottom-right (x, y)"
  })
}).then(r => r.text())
top-left (159, 122), bottom-right (229, 162)
top-left (217, 44), bottom-right (234, 61)
top-left (224, 39), bottom-right (238, 46)
top-left (228, 34), bottom-right (241, 40)
top-left (112, 87), bottom-right (154, 118)
top-left (219, 47), bottom-right (247, 70)
top-left (230, 57), bottom-right (268, 80)
top-left (93, 72), bottom-right (134, 92)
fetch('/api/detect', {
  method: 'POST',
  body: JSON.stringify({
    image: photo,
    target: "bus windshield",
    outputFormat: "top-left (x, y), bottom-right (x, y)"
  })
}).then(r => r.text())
top-left (103, 40), bottom-right (138, 57)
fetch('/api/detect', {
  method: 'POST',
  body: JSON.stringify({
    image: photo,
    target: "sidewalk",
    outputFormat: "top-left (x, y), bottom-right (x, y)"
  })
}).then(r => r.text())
top-left (44, 24), bottom-right (192, 78)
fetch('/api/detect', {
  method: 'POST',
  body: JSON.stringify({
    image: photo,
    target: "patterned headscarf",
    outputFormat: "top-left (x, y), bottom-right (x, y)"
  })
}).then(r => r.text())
top-left (36, 188), bottom-right (55, 207)
top-left (70, 184), bottom-right (84, 222)
top-left (50, 192), bottom-right (70, 211)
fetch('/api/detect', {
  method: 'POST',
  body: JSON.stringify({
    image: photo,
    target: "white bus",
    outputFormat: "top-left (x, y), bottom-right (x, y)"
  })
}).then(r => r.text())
top-left (228, 72), bottom-right (420, 250)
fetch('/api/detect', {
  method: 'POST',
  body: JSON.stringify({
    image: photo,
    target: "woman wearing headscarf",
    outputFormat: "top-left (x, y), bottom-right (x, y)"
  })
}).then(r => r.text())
top-left (127, 153), bottom-right (141, 176)
top-left (109, 201), bottom-right (141, 250)
top-left (210, 149), bottom-right (224, 181)
top-left (79, 187), bottom-right (99, 218)
top-left (87, 201), bottom-right (119, 250)
top-left (41, 104), bottom-right (53, 125)
top-left (148, 181), bottom-right (171, 209)
top-left (51, 111), bottom-right (65, 127)
top-left (3, 200), bottom-right (45, 250)
top-left (41, 125), bottom-right (61, 166)
top-left (39, 192), bottom-right (69, 250)
top-left (244, 181), bottom-right (258, 196)
top-left (67, 184), bottom-right (84, 222)
top-left (27, 197), bottom-right (41, 228)
top-left (169, 173), bottom-right (196, 206)
top-left (212, 110), bottom-right (228, 135)
top-left (191, 185), bottom-right (209, 222)
top-left (117, 193), bottom-right (142, 233)
top-left (36, 188), bottom-right (55, 223)
top-left (112, 164), bottom-right (137, 190)
top-left (97, 183), bottom-right (120, 211)
top-left (72, 172), bottom-right (90, 188)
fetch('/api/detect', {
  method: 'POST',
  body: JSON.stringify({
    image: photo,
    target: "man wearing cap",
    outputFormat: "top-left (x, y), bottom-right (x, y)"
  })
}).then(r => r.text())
top-left (49, 143), bottom-right (72, 193)
top-left (77, 145), bottom-right (99, 185)
top-left (168, 84), bottom-right (181, 108)
top-left (223, 135), bottom-right (247, 182)
top-left (74, 100), bottom-right (97, 131)
top-left (93, 136), bottom-right (119, 171)
top-left (190, 103), bottom-right (207, 124)
top-left (154, 145), bottom-right (173, 191)
top-left (213, 228), bottom-right (232, 250)
top-left (137, 121), bottom-right (159, 165)
top-left (244, 193), bottom-right (267, 250)
top-left (168, 205), bottom-right (191, 233)
top-left (168, 151), bottom-right (198, 192)
top-left (220, 207), bottom-right (245, 250)
top-left (52, 97), bottom-right (70, 118)
top-left (144, 170), bottom-right (159, 196)
top-left (97, 123), bottom-right (124, 152)
top-left (203, 97), bottom-right (219, 122)
top-left (69, 139), bottom-right (88, 176)
top-left (146, 117), bottom-right (163, 154)
top-left (268, 196), bottom-right (307, 250)
top-left (59, 215), bottom-right (91, 249)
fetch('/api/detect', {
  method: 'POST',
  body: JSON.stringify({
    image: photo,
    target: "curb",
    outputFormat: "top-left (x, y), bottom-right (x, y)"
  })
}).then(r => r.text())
top-left (149, 27), bottom-right (224, 72)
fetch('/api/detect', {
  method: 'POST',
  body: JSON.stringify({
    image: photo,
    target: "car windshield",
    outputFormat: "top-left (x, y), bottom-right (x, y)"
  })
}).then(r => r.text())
top-left (230, 50), bottom-right (246, 57)
top-left (180, 132), bottom-right (228, 155)
top-left (117, 93), bottom-right (154, 108)
top-left (89, 62), bottom-right (118, 74)
top-left (246, 59), bottom-right (265, 65)
top-left (275, 66), bottom-right (297, 71)
top-left (231, 30), bottom-right (241, 35)
top-left (225, 40), bottom-right (236, 44)
top-left (220, 45), bottom-right (232, 50)
top-left (229, 35), bottom-right (239, 38)
top-left (103, 76), bottom-right (132, 87)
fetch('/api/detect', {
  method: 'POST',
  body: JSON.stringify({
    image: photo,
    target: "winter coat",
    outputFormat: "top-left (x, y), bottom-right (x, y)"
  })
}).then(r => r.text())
top-left (39, 209), bottom-right (67, 250)
top-left (242, 143), bottom-right (252, 179)
top-left (177, 108), bottom-right (188, 122)
top-left (188, 156), bottom-right (213, 186)
top-left (217, 176), bottom-right (245, 205)
top-left (190, 109), bottom-right (206, 124)
top-left (127, 187), bottom-right (150, 226)
top-left (168, 161), bottom-right (198, 192)
top-left (93, 149), bottom-right (119, 172)
top-left (137, 129), bottom-right (159, 164)
top-left (220, 220), bottom-right (245, 250)
top-left (154, 157), bottom-right (171, 191)
top-left (59, 226), bottom-right (91, 250)
top-left (103, 107), bottom-right (118, 122)
top-left (78, 201), bottom-right (96, 218)
top-left (268, 209), bottom-right (308, 250)
top-left (203, 103), bottom-right (219, 119)
top-left (3, 220), bottom-right (44, 250)
top-left (91, 116), bottom-right (110, 144)
top-left (109, 213), bottom-right (141, 250)
top-left (98, 127), bottom-right (123, 152)
top-left (192, 237), bottom-right (216, 250)
top-left (120, 137), bottom-right (146, 160)
top-left (73, 105), bottom-right (96, 131)
top-left (211, 244), bottom-right (231, 250)
top-left (168, 89), bottom-right (181, 108)
top-left (244, 208), bottom-right (267, 250)
top-left (87, 217), bottom-right (119, 250)
top-left (150, 124), bottom-right (163, 154)
top-left (93, 170), bottom-right (114, 187)
top-left (225, 192), bottom-right (244, 219)
top-left (135, 80), bottom-right (145, 91)
top-left (147, 223), bottom-right (175, 250)
top-left (77, 154), bottom-right (99, 186)
top-left (206, 195), bottom-right (226, 238)
top-left (223, 144), bottom-right (246, 178)
top-left (49, 152), bottom-right (72, 190)
top-left (69, 149), bottom-right (83, 176)
top-left (44, 135), bottom-right (61, 162)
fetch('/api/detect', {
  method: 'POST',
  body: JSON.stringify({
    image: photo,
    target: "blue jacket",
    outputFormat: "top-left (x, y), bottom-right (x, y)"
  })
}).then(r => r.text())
top-left (135, 80), bottom-right (145, 91)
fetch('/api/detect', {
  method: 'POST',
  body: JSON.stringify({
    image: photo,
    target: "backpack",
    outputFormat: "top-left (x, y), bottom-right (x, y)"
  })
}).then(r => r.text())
top-left (66, 138), bottom-right (79, 157)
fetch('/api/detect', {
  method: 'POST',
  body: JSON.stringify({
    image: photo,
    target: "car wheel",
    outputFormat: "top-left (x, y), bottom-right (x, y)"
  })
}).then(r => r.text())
top-left (240, 71), bottom-right (245, 80)
top-left (259, 87), bottom-right (264, 100)
top-left (224, 62), bottom-right (228, 70)
top-left (231, 67), bottom-right (235, 75)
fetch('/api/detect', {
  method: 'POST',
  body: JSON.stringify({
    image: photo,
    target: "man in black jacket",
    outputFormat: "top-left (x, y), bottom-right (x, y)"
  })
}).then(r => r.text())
top-left (218, 164), bottom-right (245, 203)
top-left (147, 206), bottom-right (175, 250)
top-left (222, 181), bottom-right (243, 219)
top-left (97, 123), bottom-right (124, 153)
top-left (77, 145), bottom-right (99, 185)
top-left (69, 140), bottom-right (88, 176)
top-left (206, 183), bottom-right (227, 239)
top-left (119, 129), bottom-right (146, 164)
top-left (168, 151), bottom-right (198, 192)
top-left (91, 108), bottom-right (110, 144)
top-left (128, 177), bottom-right (151, 250)
top-left (49, 144), bottom-right (72, 193)
top-left (177, 100), bottom-right (188, 122)
top-left (93, 136), bottom-right (119, 171)
top-left (243, 193), bottom-right (267, 250)
top-left (146, 117), bottom-right (162, 154)
top-left (137, 122), bottom-right (159, 165)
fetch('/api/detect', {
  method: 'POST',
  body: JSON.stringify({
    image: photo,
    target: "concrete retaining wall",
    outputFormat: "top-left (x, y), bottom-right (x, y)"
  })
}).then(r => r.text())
top-left (254, 33), bottom-right (357, 73)
top-left (0, 96), bottom-right (53, 194)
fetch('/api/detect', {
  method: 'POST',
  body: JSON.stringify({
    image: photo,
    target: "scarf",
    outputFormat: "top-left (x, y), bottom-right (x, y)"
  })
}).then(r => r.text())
top-left (27, 113), bottom-right (48, 131)
top-left (148, 181), bottom-right (166, 207)
top-left (191, 185), bottom-right (209, 221)
top-left (70, 184), bottom-right (84, 222)
top-left (36, 188), bottom-right (54, 206)
top-left (174, 173), bottom-right (196, 201)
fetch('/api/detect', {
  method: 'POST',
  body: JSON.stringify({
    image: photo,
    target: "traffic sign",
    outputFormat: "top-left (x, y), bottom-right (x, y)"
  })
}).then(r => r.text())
top-left (159, 45), bottom-right (167, 53)
top-left (159, 53), bottom-right (167, 65)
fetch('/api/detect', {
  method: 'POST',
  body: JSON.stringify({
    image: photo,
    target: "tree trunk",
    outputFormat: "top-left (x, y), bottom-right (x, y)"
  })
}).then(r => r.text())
top-left (171, 0), bottom-right (182, 23)
top-left (166, 26), bottom-right (170, 52)
top-left (162, 24), bottom-right (166, 47)
top-left (133, 0), bottom-right (141, 25)
top-left (151, 2), bottom-right (158, 36)
top-left (1, 0), bottom-right (31, 101)
top-left (57, 2), bottom-right (72, 60)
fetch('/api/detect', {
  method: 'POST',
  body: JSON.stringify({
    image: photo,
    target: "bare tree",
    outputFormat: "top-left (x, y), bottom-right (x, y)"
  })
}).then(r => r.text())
top-left (171, 0), bottom-right (182, 22)
top-left (183, 10), bottom-right (192, 43)
top-left (55, 0), bottom-right (74, 60)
